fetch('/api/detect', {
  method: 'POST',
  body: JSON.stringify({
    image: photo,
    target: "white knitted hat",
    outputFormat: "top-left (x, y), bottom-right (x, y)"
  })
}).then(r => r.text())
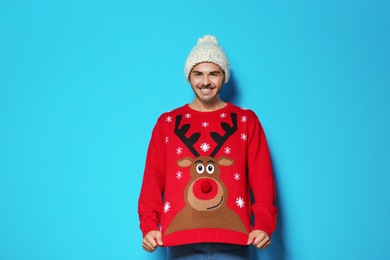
top-left (184, 35), bottom-right (230, 83)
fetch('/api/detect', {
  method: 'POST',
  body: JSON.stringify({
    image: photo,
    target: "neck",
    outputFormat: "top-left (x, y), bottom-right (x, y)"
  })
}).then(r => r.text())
top-left (189, 97), bottom-right (227, 112)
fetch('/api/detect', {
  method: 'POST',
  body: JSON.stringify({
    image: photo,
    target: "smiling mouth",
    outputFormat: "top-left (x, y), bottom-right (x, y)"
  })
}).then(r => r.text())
top-left (198, 87), bottom-right (215, 95)
top-left (206, 196), bottom-right (224, 210)
top-left (197, 85), bottom-right (215, 90)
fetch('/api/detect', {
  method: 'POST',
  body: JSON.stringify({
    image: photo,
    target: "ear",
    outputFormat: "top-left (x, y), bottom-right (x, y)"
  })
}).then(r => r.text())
top-left (177, 157), bottom-right (194, 167)
top-left (217, 156), bottom-right (234, 166)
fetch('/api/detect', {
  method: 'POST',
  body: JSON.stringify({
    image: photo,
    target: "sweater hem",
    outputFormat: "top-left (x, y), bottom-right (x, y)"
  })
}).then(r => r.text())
top-left (162, 228), bottom-right (248, 247)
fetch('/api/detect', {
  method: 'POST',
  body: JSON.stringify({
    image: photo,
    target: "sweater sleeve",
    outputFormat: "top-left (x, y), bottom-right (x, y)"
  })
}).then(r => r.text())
top-left (138, 117), bottom-right (166, 237)
top-left (247, 114), bottom-right (278, 237)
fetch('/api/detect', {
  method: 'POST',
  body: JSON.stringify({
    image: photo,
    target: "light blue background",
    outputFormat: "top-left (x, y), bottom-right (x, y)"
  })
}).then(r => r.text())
top-left (1, 1), bottom-right (389, 259)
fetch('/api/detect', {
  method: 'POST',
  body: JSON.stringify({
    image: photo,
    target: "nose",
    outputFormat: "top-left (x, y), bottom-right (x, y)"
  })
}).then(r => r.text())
top-left (193, 178), bottom-right (218, 200)
top-left (202, 76), bottom-right (210, 86)
top-left (201, 180), bottom-right (212, 193)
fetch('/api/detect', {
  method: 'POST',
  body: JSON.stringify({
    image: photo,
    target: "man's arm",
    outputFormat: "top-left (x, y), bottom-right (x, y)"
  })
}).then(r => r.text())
top-left (138, 118), bottom-right (166, 250)
top-left (247, 113), bottom-right (278, 238)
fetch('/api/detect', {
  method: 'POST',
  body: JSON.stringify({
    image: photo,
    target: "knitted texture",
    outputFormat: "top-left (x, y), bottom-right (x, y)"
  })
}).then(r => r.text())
top-left (184, 35), bottom-right (230, 83)
top-left (138, 103), bottom-right (278, 246)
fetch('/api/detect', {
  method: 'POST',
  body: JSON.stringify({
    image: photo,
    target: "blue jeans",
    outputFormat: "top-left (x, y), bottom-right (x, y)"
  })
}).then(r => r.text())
top-left (166, 243), bottom-right (251, 260)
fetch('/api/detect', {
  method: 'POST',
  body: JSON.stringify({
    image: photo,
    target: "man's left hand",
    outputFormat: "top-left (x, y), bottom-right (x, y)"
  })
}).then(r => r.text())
top-left (247, 230), bottom-right (270, 249)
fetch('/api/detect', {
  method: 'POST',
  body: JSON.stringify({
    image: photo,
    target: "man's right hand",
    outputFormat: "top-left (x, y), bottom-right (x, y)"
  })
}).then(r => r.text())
top-left (142, 230), bottom-right (163, 252)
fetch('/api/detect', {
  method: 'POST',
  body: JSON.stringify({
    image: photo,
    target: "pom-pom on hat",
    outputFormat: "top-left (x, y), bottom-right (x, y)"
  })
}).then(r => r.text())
top-left (184, 35), bottom-right (230, 83)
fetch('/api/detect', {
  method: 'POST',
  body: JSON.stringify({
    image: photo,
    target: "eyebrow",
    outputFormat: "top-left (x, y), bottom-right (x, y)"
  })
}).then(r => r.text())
top-left (192, 70), bottom-right (221, 74)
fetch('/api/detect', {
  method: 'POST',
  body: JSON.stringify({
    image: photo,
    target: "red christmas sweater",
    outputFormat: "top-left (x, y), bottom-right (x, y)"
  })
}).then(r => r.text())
top-left (138, 103), bottom-right (277, 246)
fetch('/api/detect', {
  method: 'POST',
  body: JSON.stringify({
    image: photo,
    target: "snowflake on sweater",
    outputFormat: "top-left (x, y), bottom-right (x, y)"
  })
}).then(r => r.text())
top-left (177, 147), bottom-right (183, 154)
top-left (185, 113), bottom-right (191, 119)
top-left (236, 197), bottom-right (245, 208)
top-left (220, 113), bottom-right (227, 118)
top-left (165, 137), bottom-right (169, 144)
top-left (241, 116), bottom-right (247, 123)
top-left (164, 202), bottom-right (171, 213)
top-left (166, 116), bottom-right (173, 123)
top-left (200, 143), bottom-right (210, 152)
top-left (176, 171), bottom-right (183, 179)
top-left (224, 147), bottom-right (232, 154)
top-left (201, 122), bottom-right (209, 128)
top-left (234, 173), bottom-right (240, 180)
top-left (241, 133), bottom-right (247, 141)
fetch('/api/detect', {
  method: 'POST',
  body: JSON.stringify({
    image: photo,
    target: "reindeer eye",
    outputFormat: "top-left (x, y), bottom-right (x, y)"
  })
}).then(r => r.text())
top-left (196, 164), bottom-right (204, 174)
top-left (206, 164), bottom-right (214, 174)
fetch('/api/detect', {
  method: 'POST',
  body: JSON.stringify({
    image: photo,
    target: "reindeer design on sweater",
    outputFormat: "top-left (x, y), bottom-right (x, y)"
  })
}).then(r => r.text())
top-left (164, 113), bottom-right (248, 235)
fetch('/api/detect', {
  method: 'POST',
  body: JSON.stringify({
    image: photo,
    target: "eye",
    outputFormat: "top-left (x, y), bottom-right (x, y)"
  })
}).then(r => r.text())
top-left (206, 164), bottom-right (214, 174)
top-left (196, 164), bottom-right (204, 174)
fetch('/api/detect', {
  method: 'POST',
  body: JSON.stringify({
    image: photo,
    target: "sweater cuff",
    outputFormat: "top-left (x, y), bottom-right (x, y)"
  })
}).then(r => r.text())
top-left (141, 223), bottom-right (160, 237)
top-left (252, 223), bottom-right (274, 237)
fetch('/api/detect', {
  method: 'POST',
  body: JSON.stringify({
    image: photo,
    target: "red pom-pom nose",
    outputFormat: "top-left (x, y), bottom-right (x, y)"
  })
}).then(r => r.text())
top-left (201, 180), bottom-right (212, 193)
top-left (193, 178), bottom-right (218, 200)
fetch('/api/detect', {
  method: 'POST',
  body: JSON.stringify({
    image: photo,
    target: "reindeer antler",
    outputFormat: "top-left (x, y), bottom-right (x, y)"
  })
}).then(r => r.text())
top-left (175, 115), bottom-right (201, 157)
top-left (175, 113), bottom-right (237, 158)
top-left (210, 113), bottom-right (238, 157)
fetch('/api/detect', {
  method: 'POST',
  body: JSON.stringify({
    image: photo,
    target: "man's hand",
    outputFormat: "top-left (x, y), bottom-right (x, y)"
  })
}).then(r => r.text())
top-left (247, 230), bottom-right (270, 249)
top-left (142, 230), bottom-right (163, 252)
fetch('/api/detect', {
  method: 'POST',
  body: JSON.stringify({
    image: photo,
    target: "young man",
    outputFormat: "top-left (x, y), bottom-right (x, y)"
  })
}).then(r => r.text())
top-left (138, 35), bottom-right (278, 259)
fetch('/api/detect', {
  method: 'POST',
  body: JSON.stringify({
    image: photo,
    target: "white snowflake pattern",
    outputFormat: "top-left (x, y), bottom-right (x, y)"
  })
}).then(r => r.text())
top-left (220, 113), bottom-right (227, 118)
top-left (200, 143), bottom-right (210, 152)
top-left (241, 133), bottom-right (247, 140)
top-left (176, 171), bottom-right (183, 179)
top-left (164, 202), bottom-right (171, 213)
top-left (166, 116), bottom-right (173, 123)
top-left (177, 147), bottom-right (183, 154)
top-left (201, 122), bottom-right (209, 128)
top-left (185, 113), bottom-right (192, 119)
top-left (224, 147), bottom-right (232, 154)
top-left (241, 116), bottom-right (247, 122)
top-left (234, 173), bottom-right (240, 180)
top-left (236, 197), bottom-right (245, 208)
top-left (165, 137), bottom-right (169, 144)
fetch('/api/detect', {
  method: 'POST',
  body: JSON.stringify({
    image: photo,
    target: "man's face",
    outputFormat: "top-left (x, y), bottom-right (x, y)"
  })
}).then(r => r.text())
top-left (189, 62), bottom-right (225, 105)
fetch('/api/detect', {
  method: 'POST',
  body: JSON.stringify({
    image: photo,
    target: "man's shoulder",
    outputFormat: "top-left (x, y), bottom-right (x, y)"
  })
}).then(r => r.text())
top-left (229, 103), bottom-right (258, 118)
top-left (156, 104), bottom-right (188, 122)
